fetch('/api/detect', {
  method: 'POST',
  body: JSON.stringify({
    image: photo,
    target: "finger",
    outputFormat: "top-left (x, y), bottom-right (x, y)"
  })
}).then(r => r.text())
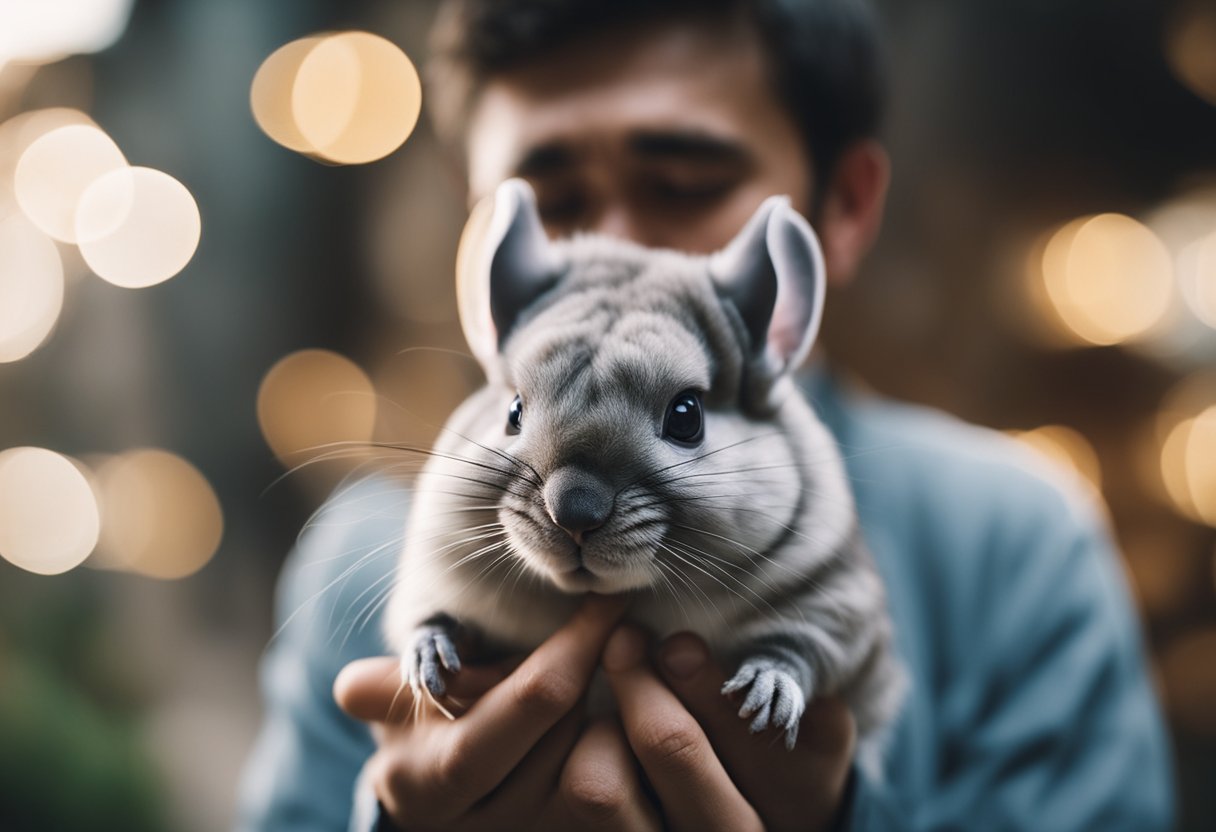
top-left (335, 656), bottom-right (510, 723)
top-left (437, 594), bottom-right (629, 807)
top-left (602, 626), bottom-right (762, 832)
top-left (469, 703), bottom-right (586, 824)
top-left (556, 718), bottom-right (663, 831)
top-left (657, 633), bottom-right (855, 832)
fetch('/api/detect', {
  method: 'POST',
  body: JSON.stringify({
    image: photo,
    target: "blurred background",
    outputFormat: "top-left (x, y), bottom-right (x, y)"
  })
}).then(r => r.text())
top-left (0, 0), bottom-right (1214, 829)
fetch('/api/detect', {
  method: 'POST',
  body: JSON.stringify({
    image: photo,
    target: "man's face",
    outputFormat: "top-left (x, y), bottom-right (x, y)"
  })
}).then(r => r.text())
top-left (464, 16), bottom-right (813, 256)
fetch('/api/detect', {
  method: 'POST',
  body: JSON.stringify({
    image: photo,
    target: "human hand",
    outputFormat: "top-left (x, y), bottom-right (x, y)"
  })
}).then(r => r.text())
top-left (601, 625), bottom-right (855, 832)
top-left (333, 595), bottom-right (662, 831)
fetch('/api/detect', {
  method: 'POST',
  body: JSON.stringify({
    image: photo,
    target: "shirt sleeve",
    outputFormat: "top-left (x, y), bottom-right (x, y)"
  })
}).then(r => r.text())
top-left (236, 480), bottom-right (409, 832)
top-left (841, 492), bottom-right (1174, 831)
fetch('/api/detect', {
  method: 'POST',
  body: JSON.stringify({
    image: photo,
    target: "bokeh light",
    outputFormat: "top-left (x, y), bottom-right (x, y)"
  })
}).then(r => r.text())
top-left (249, 35), bottom-right (325, 155)
top-left (13, 123), bottom-right (129, 243)
top-left (0, 108), bottom-right (95, 219)
top-left (77, 166), bottom-right (201, 288)
top-left (1009, 424), bottom-right (1103, 492)
top-left (1178, 230), bottom-right (1216, 329)
top-left (1037, 213), bottom-right (1175, 346)
top-left (455, 193), bottom-right (496, 363)
top-left (0, 447), bottom-right (100, 575)
top-left (0, 0), bottom-right (133, 66)
top-left (251, 32), bottom-right (422, 165)
top-left (1156, 373), bottom-right (1216, 525)
top-left (1184, 406), bottom-right (1216, 525)
top-left (1166, 1), bottom-right (1216, 107)
top-left (257, 349), bottom-right (377, 466)
top-left (91, 449), bottom-right (223, 579)
top-left (0, 214), bottom-right (64, 362)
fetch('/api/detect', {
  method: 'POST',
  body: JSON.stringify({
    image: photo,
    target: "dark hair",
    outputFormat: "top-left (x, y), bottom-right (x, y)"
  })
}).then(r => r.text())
top-left (427, 0), bottom-right (888, 179)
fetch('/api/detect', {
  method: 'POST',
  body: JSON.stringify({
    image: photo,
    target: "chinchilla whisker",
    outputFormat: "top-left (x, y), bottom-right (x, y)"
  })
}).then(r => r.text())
top-left (669, 521), bottom-right (816, 582)
top-left (664, 538), bottom-right (787, 623)
top-left (652, 557), bottom-right (695, 625)
top-left (372, 440), bottom-right (541, 487)
top-left (268, 535), bottom-right (405, 651)
top-left (434, 426), bottom-right (545, 487)
top-left (666, 535), bottom-right (788, 598)
top-left (623, 432), bottom-right (785, 494)
top-left (658, 542), bottom-right (737, 624)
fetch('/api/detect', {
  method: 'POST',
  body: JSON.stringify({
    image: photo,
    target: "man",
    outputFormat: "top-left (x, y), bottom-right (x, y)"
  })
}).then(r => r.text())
top-left (238, 1), bottom-right (1174, 829)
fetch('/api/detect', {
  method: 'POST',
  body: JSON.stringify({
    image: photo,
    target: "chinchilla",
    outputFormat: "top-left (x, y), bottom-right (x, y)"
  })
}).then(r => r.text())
top-left (384, 178), bottom-right (905, 768)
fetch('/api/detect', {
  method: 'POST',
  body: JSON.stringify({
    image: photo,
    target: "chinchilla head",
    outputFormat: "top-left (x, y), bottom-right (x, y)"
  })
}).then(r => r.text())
top-left (439, 178), bottom-right (827, 596)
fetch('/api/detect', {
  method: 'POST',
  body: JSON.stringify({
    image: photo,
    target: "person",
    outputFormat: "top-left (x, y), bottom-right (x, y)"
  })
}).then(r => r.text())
top-left (237, 1), bottom-right (1175, 830)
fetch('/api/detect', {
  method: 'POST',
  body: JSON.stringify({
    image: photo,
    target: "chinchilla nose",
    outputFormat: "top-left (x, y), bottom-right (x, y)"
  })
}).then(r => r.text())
top-left (543, 467), bottom-right (614, 543)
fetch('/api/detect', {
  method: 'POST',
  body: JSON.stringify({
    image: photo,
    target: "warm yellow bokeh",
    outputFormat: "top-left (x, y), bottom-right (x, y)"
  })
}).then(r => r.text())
top-left (1038, 213), bottom-right (1174, 346)
top-left (257, 349), bottom-right (378, 466)
top-left (77, 166), bottom-right (201, 288)
top-left (250, 35), bottom-right (326, 154)
top-left (251, 31), bottom-right (422, 165)
top-left (0, 214), bottom-right (64, 362)
top-left (1178, 230), bottom-right (1216, 329)
top-left (0, 108), bottom-right (95, 218)
top-left (14, 123), bottom-right (130, 243)
top-left (1185, 406), bottom-right (1216, 525)
top-left (456, 193), bottom-right (497, 364)
top-left (0, 447), bottom-right (100, 575)
top-left (91, 449), bottom-right (223, 579)
top-left (1166, 2), bottom-right (1216, 107)
top-left (1010, 424), bottom-right (1103, 492)
top-left (1156, 373), bottom-right (1216, 525)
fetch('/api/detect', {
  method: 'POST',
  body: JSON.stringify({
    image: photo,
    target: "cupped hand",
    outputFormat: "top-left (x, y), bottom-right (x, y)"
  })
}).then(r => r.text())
top-left (601, 625), bottom-right (856, 832)
top-left (333, 595), bottom-right (662, 832)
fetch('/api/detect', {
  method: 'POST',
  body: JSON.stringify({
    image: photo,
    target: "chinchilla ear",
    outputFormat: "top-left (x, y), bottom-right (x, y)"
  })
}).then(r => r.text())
top-left (456, 178), bottom-right (561, 376)
top-left (708, 195), bottom-right (826, 377)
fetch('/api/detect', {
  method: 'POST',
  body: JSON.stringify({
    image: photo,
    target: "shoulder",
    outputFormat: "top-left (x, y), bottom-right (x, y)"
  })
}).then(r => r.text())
top-left (815, 379), bottom-right (1107, 563)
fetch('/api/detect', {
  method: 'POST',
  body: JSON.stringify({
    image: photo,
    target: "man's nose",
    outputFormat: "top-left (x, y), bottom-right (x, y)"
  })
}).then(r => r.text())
top-left (543, 467), bottom-right (614, 544)
top-left (590, 204), bottom-right (644, 245)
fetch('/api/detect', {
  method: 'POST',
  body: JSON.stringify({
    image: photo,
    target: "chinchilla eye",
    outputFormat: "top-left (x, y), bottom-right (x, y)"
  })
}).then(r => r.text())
top-left (664, 390), bottom-right (703, 444)
top-left (507, 394), bottom-right (523, 435)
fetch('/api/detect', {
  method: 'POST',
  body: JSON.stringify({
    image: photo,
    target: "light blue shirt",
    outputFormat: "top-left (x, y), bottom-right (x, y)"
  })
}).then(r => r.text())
top-left (237, 372), bottom-right (1174, 830)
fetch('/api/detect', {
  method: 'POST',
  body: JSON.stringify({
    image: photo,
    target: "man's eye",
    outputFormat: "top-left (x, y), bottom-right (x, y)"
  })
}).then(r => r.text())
top-left (651, 178), bottom-right (735, 203)
top-left (537, 194), bottom-right (586, 225)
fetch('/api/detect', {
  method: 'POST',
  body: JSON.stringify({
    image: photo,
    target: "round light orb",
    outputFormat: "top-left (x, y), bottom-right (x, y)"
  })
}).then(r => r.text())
top-left (1040, 214), bottom-right (1174, 346)
top-left (0, 214), bottom-right (64, 362)
top-left (14, 124), bottom-right (130, 243)
top-left (257, 349), bottom-right (377, 466)
top-left (94, 449), bottom-right (223, 579)
top-left (250, 35), bottom-right (326, 154)
top-left (292, 31), bottom-right (422, 164)
top-left (1186, 405), bottom-right (1216, 526)
top-left (0, 447), bottom-right (100, 575)
top-left (0, 109), bottom-right (95, 218)
top-left (1178, 230), bottom-right (1216, 329)
top-left (77, 166), bottom-right (201, 288)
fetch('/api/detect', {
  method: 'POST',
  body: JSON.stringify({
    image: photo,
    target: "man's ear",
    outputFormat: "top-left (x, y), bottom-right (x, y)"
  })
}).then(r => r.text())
top-left (709, 195), bottom-right (826, 377)
top-left (456, 178), bottom-right (561, 377)
top-left (814, 139), bottom-right (889, 286)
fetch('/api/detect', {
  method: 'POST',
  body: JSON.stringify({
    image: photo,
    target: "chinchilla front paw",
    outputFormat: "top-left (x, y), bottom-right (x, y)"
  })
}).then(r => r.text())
top-left (722, 655), bottom-right (809, 750)
top-left (402, 613), bottom-right (463, 700)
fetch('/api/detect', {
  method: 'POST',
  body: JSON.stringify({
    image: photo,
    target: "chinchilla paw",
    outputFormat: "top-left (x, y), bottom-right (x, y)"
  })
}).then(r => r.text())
top-left (722, 656), bottom-right (806, 750)
top-left (403, 616), bottom-right (462, 700)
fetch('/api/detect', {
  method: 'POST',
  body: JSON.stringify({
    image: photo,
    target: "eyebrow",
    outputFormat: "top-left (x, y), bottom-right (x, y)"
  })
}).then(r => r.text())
top-left (514, 129), bottom-right (754, 177)
top-left (628, 130), bottom-right (753, 166)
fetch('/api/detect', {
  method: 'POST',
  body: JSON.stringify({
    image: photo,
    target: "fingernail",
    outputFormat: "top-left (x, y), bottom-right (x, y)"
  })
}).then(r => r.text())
top-left (602, 626), bottom-right (648, 672)
top-left (661, 641), bottom-right (706, 680)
